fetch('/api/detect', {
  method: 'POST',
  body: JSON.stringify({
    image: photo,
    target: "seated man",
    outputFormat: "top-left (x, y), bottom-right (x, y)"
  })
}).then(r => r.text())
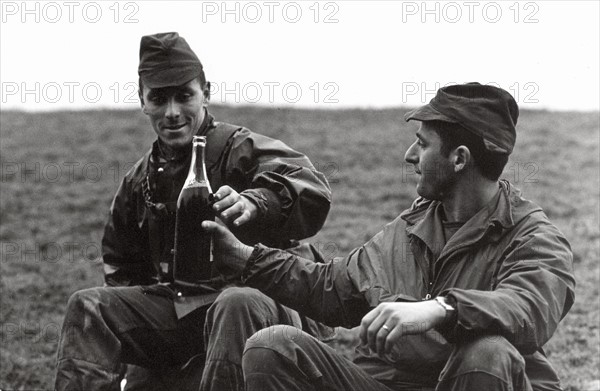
top-left (204, 83), bottom-right (576, 391)
top-left (54, 32), bottom-right (332, 391)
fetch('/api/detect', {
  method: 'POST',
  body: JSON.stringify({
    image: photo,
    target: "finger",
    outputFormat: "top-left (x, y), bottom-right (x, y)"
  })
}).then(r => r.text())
top-left (367, 313), bottom-right (389, 353)
top-left (213, 192), bottom-right (240, 214)
top-left (376, 317), bottom-right (400, 356)
top-left (376, 322), bottom-right (395, 356)
top-left (359, 307), bottom-right (380, 345)
top-left (220, 201), bottom-right (245, 222)
top-left (213, 185), bottom-right (233, 201)
top-left (215, 217), bottom-right (227, 227)
top-left (233, 209), bottom-right (252, 227)
top-left (384, 324), bottom-right (403, 355)
top-left (201, 220), bottom-right (226, 234)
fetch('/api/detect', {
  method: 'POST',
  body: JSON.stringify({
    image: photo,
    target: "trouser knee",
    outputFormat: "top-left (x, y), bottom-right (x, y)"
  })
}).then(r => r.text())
top-left (210, 287), bottom-right (269, 313)
top-left (245, 325), bottom-right (305, 351)
top-left (57, 288), bottom-right (118, 369)
top-left (62, 288), bottom-right (105, 330)
top-left (66, 287), bottom-right (99, 310)
top-left (457, 336), bottom-right (524, 371)
top-left (439, 336), bottom-right (527, 385)
top-left (205, 286), bottom-right (291, 336)
top-left (204, 287), bottom-right (296, 355)
top-left (243, 325), bottom-right (305, 373)
top-left (205, 287), bottom-right (270, 336)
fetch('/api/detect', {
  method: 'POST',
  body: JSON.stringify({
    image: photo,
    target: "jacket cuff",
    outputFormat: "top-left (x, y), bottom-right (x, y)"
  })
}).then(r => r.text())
top-left (241, 188), bottom-right (282, 225)
top-left (435, 291), bottom-right (462, 342)
top-left (240, 244), bottom-right (266, 283)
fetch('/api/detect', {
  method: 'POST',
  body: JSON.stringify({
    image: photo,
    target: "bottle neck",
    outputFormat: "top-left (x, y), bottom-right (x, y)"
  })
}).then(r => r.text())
top-left (185, 140), bottom-right (212, 192)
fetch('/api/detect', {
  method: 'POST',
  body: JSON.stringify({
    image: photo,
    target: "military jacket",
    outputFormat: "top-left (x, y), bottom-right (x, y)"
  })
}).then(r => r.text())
top-left (243, 181), bottom-right (575, 388)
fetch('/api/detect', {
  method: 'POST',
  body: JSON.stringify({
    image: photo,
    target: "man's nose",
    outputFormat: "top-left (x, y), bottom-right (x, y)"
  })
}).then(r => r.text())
top-left (165, 98), bottom-right (181, 120)
top-left (404, 142), bottom-right (418, 164)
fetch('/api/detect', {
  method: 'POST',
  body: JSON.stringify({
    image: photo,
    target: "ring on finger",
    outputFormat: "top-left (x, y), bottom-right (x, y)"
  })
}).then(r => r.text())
top-left (382, 325), bottom-right (391, 332)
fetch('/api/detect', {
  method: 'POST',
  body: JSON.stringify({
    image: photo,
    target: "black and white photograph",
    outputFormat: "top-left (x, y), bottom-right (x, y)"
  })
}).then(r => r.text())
top-left (1, 1), bottom-right (599, 390)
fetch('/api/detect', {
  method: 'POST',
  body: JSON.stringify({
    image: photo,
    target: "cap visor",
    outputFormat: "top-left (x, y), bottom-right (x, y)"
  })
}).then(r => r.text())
top-left (404, 104), bottom-right (457, 123)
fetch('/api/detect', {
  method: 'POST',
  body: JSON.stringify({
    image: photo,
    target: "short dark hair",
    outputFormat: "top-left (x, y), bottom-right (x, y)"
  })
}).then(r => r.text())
top-left (428, 120), bottom-right (509, 181)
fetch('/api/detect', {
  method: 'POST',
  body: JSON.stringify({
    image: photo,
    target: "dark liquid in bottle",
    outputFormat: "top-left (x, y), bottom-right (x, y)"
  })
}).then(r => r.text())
top-left (173, 183), bottom-right (214, 283)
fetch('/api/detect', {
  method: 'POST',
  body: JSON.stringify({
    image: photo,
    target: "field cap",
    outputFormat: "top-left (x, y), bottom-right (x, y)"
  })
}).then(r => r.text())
top-left (138, 32), bottom-right (205, 89)
top-left (404, 82), bottom-right (518, 154)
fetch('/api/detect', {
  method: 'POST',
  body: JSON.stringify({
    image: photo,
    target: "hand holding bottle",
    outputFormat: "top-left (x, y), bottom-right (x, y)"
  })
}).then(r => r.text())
top-left (201, 219), bottom-right (254, 273)
top-left (212, 185), bottom-right (258, 227)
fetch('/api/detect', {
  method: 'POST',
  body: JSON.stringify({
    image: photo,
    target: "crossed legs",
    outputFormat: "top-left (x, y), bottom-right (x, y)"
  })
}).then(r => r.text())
top-left (242, 325), bottom-right (532, 391)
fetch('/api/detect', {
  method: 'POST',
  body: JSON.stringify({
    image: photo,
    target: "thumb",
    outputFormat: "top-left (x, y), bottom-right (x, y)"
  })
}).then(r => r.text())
top-left (201, 220), bottom-right (225, 235)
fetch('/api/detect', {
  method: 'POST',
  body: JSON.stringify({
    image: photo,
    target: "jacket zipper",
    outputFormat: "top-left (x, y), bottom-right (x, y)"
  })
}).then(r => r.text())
top-left (411, 239), bottom-right (434, 300)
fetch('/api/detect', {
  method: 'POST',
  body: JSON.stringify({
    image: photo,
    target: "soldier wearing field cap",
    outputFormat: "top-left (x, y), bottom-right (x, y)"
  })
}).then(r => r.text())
top-left (203, 83), bottom-right (575, 390)
top-left (55, 32), bottom-right (332, 391)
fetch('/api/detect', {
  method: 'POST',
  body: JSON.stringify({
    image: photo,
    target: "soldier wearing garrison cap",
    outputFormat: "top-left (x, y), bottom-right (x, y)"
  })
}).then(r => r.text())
top-left (203, 83), bottom-right (575, 390)
top-left (55, 32), bottom-right (333, 391)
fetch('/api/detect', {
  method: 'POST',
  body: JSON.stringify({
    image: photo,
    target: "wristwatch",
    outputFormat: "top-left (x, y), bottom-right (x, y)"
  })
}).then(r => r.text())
top-left (434, 296), bottom-right (457, 324)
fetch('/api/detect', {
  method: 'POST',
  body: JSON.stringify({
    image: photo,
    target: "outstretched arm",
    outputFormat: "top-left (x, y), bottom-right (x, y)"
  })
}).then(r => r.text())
top-left (202, 220), bottom-right (371, 328)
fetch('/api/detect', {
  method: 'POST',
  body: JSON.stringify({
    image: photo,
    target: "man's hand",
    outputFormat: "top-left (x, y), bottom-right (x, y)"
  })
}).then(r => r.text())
top-left (202, 220), bottom-right (254, 273)
top-left (212, 186), bottom-right (258, 227)
top-left (359, 301), bottom-right (446, 357)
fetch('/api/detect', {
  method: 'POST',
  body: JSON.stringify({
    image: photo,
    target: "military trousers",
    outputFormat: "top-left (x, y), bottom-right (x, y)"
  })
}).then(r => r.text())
top-left (243, 325), bottom-right (534, 391)
top-left (54, 285), bottom-right (301, 391)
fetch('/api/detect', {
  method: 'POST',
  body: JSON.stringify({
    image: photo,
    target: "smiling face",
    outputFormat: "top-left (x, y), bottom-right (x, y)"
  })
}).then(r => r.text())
top-left (140, 78), bottom-right (208, 151)
top-left (404, 121), bottom-right (457, 200)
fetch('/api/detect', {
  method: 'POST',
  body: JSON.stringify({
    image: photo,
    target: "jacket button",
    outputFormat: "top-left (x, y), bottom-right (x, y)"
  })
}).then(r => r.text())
top-left (170, 249), bottom-right (175, 254)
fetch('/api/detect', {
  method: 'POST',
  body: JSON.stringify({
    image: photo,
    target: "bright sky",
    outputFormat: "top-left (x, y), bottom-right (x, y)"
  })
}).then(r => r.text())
top-left (1, 0), bottom-right (599, 111)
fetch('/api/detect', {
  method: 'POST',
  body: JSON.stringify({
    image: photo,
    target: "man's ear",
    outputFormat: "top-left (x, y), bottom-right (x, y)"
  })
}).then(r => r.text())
top-left (452, 145), bottom-right (470, 173)
top-left (139, 90), bottom-right (148, 114)
top-left (203, 82), bottom-right (211, 105)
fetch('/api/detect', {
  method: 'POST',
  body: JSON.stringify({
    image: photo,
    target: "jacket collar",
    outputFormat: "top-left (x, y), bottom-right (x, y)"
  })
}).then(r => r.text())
top-left (402, 180), bottom-right (522, 253)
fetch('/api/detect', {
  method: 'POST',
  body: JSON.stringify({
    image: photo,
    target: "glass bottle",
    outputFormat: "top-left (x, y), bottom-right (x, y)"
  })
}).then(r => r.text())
top-left (173, 135), bottom-right (214, 285)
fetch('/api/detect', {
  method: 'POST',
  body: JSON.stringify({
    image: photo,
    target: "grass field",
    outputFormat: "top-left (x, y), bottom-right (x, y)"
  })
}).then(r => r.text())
top-left (1, 106), bottom-right (599, 390)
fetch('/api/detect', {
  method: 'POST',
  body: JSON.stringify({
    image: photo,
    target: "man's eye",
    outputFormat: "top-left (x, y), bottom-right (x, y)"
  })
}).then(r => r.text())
top-left (149, 95), bottom-right (166, 104)
top-left (417, 139), bottom-right (425, 147)
top-left (176, 93), bottom-right (193, 102)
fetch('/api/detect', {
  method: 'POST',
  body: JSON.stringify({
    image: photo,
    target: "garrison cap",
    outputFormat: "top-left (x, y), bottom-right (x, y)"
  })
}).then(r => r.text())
top-left (138, 32), bottom-right (205, 89)
top-left (404, 82), bottom-right (519, 154)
